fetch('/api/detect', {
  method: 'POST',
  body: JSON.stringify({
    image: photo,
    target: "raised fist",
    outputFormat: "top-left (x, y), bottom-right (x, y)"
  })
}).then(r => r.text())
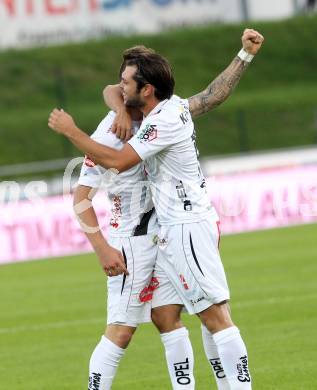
top-left (242, 28), bottom-right (264, 55)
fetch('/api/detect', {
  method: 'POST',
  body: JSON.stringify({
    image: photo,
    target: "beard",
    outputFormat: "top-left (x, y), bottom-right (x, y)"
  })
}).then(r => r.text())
top-left (125, 94), bottom-right (145, 109)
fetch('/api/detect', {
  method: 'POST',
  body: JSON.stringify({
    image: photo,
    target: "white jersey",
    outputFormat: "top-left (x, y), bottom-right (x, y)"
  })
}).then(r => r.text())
top-left (128, 95), bottom-right (217, 225)
top-left (78, 111), bottom-right (156, 237)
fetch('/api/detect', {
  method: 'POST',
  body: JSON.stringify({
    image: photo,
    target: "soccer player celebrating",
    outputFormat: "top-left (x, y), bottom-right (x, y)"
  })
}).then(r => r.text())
top-left (74, 46), bottom-right (196, 390)
top-left (49, 29), bottom-right (264, 390)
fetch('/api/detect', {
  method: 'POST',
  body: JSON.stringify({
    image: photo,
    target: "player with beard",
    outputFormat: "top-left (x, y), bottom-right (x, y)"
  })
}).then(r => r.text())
top-left (49, 29), bottom-right (264, 390)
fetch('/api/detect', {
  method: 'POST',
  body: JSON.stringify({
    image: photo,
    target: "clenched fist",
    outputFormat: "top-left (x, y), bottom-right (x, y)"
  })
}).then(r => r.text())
top-left (97, 245), bottom-right (129, 277)
top-left (48, 108), bottom-right (78, 137)
top-left (242, 28), bottom-right (264, 55)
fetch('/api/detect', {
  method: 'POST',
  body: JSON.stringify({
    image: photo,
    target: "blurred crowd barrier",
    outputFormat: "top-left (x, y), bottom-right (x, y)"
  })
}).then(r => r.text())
top-left (1, 146), bottom-right (316, 264)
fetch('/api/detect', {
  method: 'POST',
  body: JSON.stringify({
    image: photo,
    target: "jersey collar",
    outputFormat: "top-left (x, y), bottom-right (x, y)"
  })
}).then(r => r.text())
top-left (145, 99), bottom-right (168, 118)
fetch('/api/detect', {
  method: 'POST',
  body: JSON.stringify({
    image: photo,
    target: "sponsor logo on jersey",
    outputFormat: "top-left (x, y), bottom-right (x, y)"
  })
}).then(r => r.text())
top-left (157, 237), bottom-right (168, 247)
top-left (88, 372), bottom-right (101, 389)
top-left (176, 180), bottom-right (187, 198)
top-left (179, 274), bottom-right (189, 290)
top-left (110, 195), bottom-right (122, 229)
top-left (184, 199), bottom-right (193, 211)
top-left (190, 296), bottom-right (204, 305)
top-left (210, 358), bottom-right (226, 379)
top-left (174, 357), bottom-right (191, 385)
top-left (84, 155), bottom-right (96, 167)
top-left (137, 124), bottom-right (157, 142)
top-left (191, 129), bottom-right (200, 157)
top-left (176, 181), bottom-right (193, 211)
top-left (237, 355), bottom-right (251, 383)
top-left (139, 277), bottom-right (160, 302)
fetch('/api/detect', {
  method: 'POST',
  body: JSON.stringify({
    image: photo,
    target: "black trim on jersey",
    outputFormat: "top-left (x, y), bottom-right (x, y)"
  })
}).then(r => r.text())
top-left (121, 247), bottom-right (128, 295)
top-left (126, 238), bottom-right (136, 311)
top-left (182, 226), bottom-right (208, 297)
top-left (189, 233), bottom-right (205, 276)
top-left (133, 208), bottom-right (155, 236)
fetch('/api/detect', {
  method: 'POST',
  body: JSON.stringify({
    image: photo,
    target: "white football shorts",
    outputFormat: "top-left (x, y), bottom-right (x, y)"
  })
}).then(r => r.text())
top-left (106, 233), bottom-right (158, 327)
top-left (151, 259), bottom-right (184, 309)
top-left (152, 218), bottom-right (230, 315)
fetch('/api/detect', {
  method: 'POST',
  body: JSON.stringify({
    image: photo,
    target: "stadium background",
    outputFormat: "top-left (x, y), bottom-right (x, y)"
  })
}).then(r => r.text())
top-left (1, 0), bottom-right (317, 388)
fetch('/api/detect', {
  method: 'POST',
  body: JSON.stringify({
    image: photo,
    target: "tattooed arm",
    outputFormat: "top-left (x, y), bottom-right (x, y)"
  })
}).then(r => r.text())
top-left (189, 28), bottom-right (264, 119)
top-left (188, 57), bottom-right (249, 118)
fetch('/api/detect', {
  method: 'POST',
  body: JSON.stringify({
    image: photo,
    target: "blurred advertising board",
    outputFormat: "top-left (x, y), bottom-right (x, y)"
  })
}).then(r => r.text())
top-left (1, 164), bottom-right (316, 264)
top-left (0, 0), bottom-right (227, 49)
top-left (0, 0), bottom-right (303, 49)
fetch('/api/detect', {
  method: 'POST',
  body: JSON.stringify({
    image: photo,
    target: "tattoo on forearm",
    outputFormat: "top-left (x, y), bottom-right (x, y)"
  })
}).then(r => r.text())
top-left (188, 57), bottom-right (249, 118)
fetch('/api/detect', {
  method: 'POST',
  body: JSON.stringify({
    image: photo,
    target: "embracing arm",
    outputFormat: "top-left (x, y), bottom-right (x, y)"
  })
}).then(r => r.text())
top-left (103, 84), bottom-right (123, 112)
top-left (73, 185), bottom-right (108, 250)
top-left (188, 28), bottom-right (264, 119)
top-left (103, 84), bottom-right (133, 141)
top-left (48, 109), bottom-right (141, 172)
top-left (73, 185), bottom-right (128, 276)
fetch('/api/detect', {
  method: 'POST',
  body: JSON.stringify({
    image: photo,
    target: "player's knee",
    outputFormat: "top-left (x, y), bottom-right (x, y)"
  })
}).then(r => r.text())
top-left (105, 325), bottom-right (135, 348)
top-left (116, 330), bottom-right (133, 347)
top-left (151, 307), bottom-right (182, 333)
top-left (203, 317), bottom-right (233, 334)
top-left (199, 302), bottom-right (234, 333)
top-left (151, 308), bottom-right (163, 330)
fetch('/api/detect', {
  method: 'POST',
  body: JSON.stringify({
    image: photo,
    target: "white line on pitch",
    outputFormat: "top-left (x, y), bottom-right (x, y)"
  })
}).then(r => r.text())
top-left (0, 317), bottom-right (104, 334)
top-left (0, 293), bottom-right (315, 335)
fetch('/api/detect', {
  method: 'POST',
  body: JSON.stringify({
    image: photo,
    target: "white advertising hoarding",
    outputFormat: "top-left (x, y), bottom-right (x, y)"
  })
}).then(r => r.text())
top-left (247, 0), bottom-right (297, 20)
top-left (0, 0), bottom-right (227, 49)
top-left (0, 0), bottom-right (302, 49)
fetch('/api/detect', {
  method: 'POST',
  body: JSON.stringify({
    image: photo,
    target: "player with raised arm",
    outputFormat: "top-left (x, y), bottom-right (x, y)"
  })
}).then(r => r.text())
top-left (49, 29), bottom-right (264, 390)
top-left (104, 30), bottom-right (258, 140)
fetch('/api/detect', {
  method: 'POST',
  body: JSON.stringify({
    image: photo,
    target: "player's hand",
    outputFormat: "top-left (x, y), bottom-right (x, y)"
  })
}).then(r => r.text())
top-left (48, 108), bottom-right (78, 137)
top-left (112, 108), bottom-right (133, 142)
top-left (242, 28), bottom-right (264, 55)
top-left (97, 245), bottom-right (129, 277)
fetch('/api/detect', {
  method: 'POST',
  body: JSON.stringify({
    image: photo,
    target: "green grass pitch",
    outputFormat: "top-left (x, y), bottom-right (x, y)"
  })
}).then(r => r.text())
top-left (1, 223), bottom-right (316, 389)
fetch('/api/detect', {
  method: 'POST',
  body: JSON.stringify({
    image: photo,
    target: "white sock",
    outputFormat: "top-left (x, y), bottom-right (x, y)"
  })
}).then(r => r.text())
top-left (201, 325), bottom-right (230, 390)
top-left (88, 336), bottom-right (125, 390)
top-left (213, 326), bottom-right (252, 390)
top-left (160, 327), bottom-right (195, 390)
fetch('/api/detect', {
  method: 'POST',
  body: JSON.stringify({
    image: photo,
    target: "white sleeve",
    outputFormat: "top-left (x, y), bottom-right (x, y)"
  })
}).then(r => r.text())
top-left (128, 116), bottom-right (181, 160)
top-left (77, 111), bottom-right (116, 188)
top-left (90, 111), bottom-right (116, 142)
top-left (77, 158), bottom-right (106, 189)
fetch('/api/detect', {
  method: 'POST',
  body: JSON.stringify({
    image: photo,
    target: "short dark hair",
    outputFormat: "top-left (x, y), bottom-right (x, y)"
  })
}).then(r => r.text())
top-left (118, 45), bottom-right (155, 80)
top-left (120, 46), bottom-right (175, 101)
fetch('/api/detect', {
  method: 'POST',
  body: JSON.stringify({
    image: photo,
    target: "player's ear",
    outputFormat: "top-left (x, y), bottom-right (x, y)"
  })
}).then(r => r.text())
top-left (142, 84), bottom-right (154, 98)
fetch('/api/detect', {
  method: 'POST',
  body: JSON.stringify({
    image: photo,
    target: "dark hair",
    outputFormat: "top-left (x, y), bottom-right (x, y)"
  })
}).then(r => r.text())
top-left (118, 46), bottom-right (155, 80)
top-left (120, 46), bottom-right (175, 101)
